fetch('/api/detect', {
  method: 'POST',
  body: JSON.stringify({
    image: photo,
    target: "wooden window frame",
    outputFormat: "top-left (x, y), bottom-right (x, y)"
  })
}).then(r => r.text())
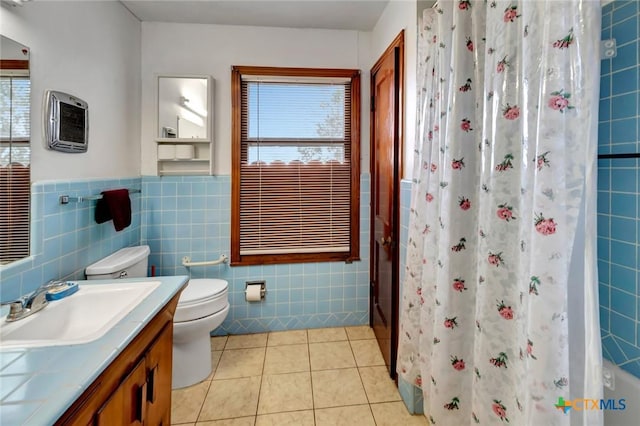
top-left (231, 66), bottom-right (361, 266)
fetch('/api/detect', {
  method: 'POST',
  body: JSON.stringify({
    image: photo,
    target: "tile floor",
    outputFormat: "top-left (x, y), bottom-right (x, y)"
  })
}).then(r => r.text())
top-left (171, 326), bottom-right (428, 425)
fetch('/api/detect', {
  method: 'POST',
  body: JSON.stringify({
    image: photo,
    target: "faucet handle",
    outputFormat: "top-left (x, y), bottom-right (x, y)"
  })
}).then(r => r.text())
top-left (1, 300), bottom-right (26, 322)
top-left (44, 279), bottom-right (66, 288)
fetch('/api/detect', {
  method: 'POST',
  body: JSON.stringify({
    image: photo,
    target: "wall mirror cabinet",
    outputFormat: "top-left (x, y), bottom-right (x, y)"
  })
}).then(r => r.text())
top-left (156, 75), bottom-right (213, 176)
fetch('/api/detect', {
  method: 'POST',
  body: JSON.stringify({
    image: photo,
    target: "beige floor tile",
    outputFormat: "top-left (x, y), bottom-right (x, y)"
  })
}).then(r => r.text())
top-left (315, 405), bottom-right (376, 426)
top-left (345, 325), bottom-right (376, 340)
top-left (359, 366), bottom-right (402, 403)
top-left (225, 333), bottom-right (268, 349)
top-left (196, 417), bottom-right (255, 426)
top-left (370, 401), bottom-right (429, 426)
top-left (171, 380), bottom-right (211, 424)
top-left (257, 372), bottom-right (313, 414)
top-left (210, 336), bottom-right (228, 351)
top-left (312, 368), bottom-right (367, 409)
top-left (263, 344), bottom-right (309, 374)
top-left (255, 410), bottom-right (314, 426)
top-left (309, 341), bottom-right (356, 370)
top-left (350, 339), bottom-right (385, 367)
top-left (175, 423), bottom-right (195, 426)
top-left (214, 347), bottom-right (265, 380)
top-left (198, 376), bottom-right (261, 421)
top-left (267, 330), bottom-right (308, 346)
top-left (307, 327), bottom-right (347, 343)
top-left (206, 350), bottom-right (224, 380)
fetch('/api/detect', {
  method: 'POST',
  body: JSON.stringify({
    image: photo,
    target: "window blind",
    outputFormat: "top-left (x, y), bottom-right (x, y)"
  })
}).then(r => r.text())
top-left (0, 163), bottom-right (30, 264)
top-left (0, 76), bottom-right (31, 264)
top-left (232, 67), bottom-right (360, 264)
top-left (0, 76), bottom-right (30, 141)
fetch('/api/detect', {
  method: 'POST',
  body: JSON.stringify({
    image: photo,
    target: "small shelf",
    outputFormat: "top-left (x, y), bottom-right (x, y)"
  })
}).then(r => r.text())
top-left (156, 141), bottom-right (213, 176)
top-left (158, 169), bottom-right (211, 176)
top-left (157, 139), bottom-right (210, 144)
top-left (158, 158), bottom-right (209, 162)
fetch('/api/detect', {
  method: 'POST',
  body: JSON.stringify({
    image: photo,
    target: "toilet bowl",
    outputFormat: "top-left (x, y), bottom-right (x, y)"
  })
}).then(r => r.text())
top-left (172, 278), bottom-right (229, 389)
top-left (85, 246), bottom-right (230, 390)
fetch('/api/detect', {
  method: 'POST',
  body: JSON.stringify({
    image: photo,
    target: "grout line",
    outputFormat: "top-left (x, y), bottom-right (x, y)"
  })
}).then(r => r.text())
top-left (193, 375), bottom-right (214, 423)
top-left (253, 342), bottom-right (267, 421)
top-left (307, 329), bottom-right (318, 426)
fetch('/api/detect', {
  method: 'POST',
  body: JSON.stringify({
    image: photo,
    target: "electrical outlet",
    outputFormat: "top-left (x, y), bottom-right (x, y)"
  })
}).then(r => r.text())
top-left (603, 366), bottom-right (615, 391)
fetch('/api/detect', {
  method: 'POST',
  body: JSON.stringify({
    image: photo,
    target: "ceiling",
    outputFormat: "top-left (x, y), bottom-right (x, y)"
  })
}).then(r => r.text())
top-left (120, 0), bottom-right (390, 31)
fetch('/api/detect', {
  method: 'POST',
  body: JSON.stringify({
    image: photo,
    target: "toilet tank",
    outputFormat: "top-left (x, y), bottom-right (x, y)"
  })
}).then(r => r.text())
top-left (85, 246), bottom-right (150, 280)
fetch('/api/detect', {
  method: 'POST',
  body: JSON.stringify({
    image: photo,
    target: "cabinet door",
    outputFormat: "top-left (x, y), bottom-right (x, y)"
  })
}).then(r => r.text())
top-left (95, 358), bottom-right (147, 425)
top-left (145, 323), bottom-right (173, 425)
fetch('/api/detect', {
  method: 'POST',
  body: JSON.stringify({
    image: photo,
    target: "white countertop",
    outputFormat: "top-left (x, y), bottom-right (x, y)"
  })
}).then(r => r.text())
top-left (0, 275), bottom-right (188, 425)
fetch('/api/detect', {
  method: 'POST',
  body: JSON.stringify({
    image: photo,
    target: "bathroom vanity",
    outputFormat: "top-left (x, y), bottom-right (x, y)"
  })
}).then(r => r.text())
top-left (0, 275), bottom-right (188, 425)
top-left (56, 292), bottom-right (177, 424)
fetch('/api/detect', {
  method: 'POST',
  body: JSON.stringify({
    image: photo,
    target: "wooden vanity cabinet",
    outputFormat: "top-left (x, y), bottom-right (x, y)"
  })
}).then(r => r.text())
top-left (95, 357), bottom-right (147, 425)
top-left (55, 293), bottom-right (180, 426)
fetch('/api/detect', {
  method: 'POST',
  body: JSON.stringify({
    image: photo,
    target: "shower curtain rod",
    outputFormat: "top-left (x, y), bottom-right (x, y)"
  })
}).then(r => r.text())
top-left (598, 153), bottom-right (640, 159)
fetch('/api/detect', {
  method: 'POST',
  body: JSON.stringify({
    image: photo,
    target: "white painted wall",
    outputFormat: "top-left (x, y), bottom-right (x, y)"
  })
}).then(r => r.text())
top-left (0, 1), bottom-right (141, 182)
top-left (140, 22), bottom-right (371, 175)
top-left (370, 0), bottom-right (417, 180)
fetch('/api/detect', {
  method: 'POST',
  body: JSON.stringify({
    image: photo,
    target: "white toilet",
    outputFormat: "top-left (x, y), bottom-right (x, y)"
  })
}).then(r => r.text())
top-left (85, 245), bottom-right (230, 389)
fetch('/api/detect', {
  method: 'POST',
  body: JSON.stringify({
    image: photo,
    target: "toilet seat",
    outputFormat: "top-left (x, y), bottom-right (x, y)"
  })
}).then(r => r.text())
top-left (175, 278), bottom-right (229, 323)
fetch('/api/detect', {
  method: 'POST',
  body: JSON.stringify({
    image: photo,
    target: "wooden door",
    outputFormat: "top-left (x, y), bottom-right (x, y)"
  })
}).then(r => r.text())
top-left (370, 31), bottom-right (403, 379)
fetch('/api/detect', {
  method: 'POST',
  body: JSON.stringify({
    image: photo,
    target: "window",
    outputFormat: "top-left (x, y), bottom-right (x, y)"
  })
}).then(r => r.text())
top-left (0, 75), bottom-right (31, 264)
top-left (231, 66), bottom-right (361, 265)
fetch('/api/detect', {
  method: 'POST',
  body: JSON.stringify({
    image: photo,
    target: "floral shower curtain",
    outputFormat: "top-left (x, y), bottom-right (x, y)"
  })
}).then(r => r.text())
top-left (397, 1), bottom-right (602, 425)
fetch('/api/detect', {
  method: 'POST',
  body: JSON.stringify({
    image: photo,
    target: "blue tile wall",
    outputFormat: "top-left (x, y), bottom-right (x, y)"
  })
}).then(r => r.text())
top-left (598, 0), bottom-right (640, 379)
top-left (140, 174), bottom-right (371, 334)
top-left (0, 178), bottom-right (142, 302)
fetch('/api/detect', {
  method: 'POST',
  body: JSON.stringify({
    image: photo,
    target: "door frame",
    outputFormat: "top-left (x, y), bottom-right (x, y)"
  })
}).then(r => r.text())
top-left (369, 30), bottom-right (404, 380)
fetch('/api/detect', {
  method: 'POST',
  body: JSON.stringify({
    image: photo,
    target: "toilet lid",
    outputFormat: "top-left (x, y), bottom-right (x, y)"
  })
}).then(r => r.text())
top-left (179, 279), bottom-right (228, 306)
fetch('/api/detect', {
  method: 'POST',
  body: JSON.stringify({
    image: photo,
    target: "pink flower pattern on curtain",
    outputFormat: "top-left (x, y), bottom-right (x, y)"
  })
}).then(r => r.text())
top-left (397, 1), bottom-right (601, 425)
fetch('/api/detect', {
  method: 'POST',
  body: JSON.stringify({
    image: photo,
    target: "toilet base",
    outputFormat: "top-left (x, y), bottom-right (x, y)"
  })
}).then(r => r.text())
top-left (172, 332), bottom-right (212, 389)
top-left (172, 304), bottom-right (229, 389)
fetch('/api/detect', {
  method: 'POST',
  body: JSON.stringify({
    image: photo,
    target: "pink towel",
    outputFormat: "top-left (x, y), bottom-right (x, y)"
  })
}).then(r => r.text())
top-left (95, 189), bottom-right (131, 231)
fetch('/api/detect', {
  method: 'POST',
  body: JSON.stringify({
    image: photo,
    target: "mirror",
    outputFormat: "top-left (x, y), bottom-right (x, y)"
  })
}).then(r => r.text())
top-left (157, 75), bottom-right (211, 141)
top-left (0, 35), bottom-right (30, 265)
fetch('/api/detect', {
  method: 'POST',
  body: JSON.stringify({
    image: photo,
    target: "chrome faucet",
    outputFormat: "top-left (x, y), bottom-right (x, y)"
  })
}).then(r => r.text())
top-left (1, 280), bottom-right (67, 322)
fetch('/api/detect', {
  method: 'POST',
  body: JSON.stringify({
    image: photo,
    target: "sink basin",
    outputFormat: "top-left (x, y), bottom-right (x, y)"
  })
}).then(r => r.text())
top-left (0, 281), bottom-right (160, 348)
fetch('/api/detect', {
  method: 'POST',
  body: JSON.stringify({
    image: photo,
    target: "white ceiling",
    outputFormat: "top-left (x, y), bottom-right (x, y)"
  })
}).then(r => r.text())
top-left (120, 0), bottom-right (390, 31)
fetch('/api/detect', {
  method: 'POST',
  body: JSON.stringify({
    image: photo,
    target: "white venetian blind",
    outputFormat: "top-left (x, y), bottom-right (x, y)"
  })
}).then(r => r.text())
top-left (239, 77), bottom-right (352, 255)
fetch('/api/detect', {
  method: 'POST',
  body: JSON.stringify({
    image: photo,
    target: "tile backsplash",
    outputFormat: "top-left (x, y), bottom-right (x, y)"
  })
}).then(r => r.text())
top-left (598, 0), bottom-right (640, 378)
top-left (0, 178), bottom-right (142, 301)
top-left (1, 174), bottom-right (371, 334)
top-left (141, 175), bottom-right (371, 334)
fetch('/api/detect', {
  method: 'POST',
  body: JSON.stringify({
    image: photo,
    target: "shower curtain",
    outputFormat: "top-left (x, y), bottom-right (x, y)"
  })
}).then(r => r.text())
top-left (397, 1), bottom-right (602, 425)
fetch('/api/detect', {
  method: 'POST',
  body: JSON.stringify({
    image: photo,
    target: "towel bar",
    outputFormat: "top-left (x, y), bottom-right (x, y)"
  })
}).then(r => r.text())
top-left (59, 188), bottom-right (141, 205)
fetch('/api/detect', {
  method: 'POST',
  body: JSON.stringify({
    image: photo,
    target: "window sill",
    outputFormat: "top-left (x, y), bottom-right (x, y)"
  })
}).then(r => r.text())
top-left (231, 252), bottom-right (360, 266)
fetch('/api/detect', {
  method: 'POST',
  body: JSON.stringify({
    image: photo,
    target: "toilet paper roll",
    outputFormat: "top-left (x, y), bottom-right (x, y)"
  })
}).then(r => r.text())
top-left (245, 284), bottom-right (262, 302)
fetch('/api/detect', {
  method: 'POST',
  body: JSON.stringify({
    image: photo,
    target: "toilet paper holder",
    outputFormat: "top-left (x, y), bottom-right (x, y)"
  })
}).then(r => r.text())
top-left (245, 280), bottom-right (266, 301)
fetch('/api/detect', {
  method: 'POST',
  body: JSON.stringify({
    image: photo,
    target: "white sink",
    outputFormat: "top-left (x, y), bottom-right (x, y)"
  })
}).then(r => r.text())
top-left (0, 281), bottom-right (160, 348)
